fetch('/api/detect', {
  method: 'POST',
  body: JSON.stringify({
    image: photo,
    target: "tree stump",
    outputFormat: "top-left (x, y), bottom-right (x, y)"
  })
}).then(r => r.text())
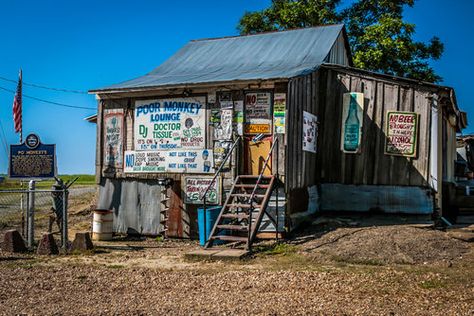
top-left (37, 233), bottom-right (59, 255)
top-left (71, 232), bottom-right (94, 252)
top-left (1, 229), bottom-right (27, 253)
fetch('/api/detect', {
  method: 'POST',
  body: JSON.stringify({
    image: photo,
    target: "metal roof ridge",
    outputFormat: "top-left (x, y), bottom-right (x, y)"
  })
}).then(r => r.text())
top-left (190, 24), bottom-right (345, 43)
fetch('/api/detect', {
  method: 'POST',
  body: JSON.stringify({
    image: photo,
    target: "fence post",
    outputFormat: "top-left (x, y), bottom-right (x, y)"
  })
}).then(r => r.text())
top-left (62, 189), bottom-right (68, 250)
top-left (27, 180), bottom-right (35, 248)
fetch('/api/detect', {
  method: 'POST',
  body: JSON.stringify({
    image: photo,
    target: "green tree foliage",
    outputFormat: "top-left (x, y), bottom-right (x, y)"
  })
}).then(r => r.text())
top-left (238, 0), bottom-right (444, 82)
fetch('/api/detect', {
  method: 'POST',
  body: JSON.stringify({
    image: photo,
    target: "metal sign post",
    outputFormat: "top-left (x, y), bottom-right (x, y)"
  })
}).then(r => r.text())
top-left (27, 180), bottom-right (35, 248)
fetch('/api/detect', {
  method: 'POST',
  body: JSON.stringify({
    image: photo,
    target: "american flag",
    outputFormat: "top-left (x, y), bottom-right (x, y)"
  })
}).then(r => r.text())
top-left (13, 70), bottom-right (22, 136)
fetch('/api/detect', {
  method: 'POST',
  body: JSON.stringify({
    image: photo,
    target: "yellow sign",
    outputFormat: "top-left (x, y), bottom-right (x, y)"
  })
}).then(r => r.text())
top-left (244, 124), bottom-right (271, 134)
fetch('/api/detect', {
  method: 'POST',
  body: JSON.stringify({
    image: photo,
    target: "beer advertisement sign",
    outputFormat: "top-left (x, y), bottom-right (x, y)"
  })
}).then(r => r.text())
top-left (385, 111), bottom-right (418, 157)
top-left (340, 92), bottom-right (364, 153)
top-left (134, 97), bottom-right (206, 151)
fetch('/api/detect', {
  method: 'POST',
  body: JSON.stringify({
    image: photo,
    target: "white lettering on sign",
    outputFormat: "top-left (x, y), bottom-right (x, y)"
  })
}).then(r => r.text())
top-left (134, 97), bottom-right (206, 151)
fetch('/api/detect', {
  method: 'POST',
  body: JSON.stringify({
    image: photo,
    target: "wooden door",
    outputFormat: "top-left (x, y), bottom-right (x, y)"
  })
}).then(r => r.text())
top-left (244, 137), bottom-right (272, 176)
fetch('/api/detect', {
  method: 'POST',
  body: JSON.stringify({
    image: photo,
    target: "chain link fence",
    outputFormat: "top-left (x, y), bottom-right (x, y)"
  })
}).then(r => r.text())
top-left (0, 187), bottom-right (69, 249)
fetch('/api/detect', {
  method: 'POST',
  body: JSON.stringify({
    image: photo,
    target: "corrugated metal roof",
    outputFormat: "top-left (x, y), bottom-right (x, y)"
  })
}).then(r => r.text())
top-left (92, 24), bottom-right (345, 92)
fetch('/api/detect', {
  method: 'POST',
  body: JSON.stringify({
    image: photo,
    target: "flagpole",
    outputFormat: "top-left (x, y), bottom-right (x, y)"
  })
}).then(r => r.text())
top-left (19, 69), bottom-right (22, 144)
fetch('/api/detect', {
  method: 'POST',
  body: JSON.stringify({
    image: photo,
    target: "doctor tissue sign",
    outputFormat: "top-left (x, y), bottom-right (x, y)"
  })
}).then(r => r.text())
top-left (134, 97), bottom-right (206, 151)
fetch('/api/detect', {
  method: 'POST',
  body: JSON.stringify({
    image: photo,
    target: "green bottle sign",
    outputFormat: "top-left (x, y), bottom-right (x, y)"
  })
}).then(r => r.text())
top-left (343, 93), bottom-right (361, 152)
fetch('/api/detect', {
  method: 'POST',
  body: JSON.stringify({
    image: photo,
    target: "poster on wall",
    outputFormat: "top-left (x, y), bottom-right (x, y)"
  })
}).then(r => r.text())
top-left (340, 92), bottom-right (364, 153)
top-left (134, 97), bottom-right (206, 151)
top-left (244, 92), bottom-right (272, 134)
top-left (213, 140), bottom-right (232, 171)
top-left (385, 111), bottom-right (419, 157)
top-left (214, 109), bottom-right (233, 140)
top-left (124, 149), bottom-right (213, 173)
top-left (184, 177), bottom-right (221, 205)
top-left (273, 93), bottom-right (286, 134)
top-left (233, 100), bottom-right (244, 136)
top-left (303, 111), bottom-right (317, 153)
top-left (104, 109), bottom-right (124, 168)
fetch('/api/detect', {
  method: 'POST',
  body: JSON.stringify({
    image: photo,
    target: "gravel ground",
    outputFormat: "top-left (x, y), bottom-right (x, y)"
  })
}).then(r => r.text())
top-left (0, 206), bottom-right (473, 315)
top-left (0, 234), bottom-right (473, 315)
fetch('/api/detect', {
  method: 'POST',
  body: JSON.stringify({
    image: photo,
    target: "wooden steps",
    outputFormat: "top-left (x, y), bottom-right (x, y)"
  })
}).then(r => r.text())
top-left (204, 175), bottom-right (275, 250)
top-left (210, 235), bottom-right (248, 242)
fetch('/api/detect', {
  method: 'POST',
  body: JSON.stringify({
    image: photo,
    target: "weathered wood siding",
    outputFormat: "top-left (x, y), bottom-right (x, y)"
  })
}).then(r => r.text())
top-left (286, 73), bottom-right (319, 213)
top-left (315, 67), bottom-right (432, 187)
top-left (285, 66), bottom-right (436, 214)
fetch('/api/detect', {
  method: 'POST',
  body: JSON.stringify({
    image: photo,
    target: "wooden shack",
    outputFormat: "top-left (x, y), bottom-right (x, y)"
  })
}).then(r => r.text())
top-left (90, 25), bottom-right (465, 240)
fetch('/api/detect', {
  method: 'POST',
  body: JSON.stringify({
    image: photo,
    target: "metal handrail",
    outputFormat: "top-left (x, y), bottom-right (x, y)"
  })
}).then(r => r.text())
top-left (200, 136), bottom-right (241, 202)
top-left (248, 136), bottom-right (279, 246)
top-left (200, 136), bottom-right (241, 244)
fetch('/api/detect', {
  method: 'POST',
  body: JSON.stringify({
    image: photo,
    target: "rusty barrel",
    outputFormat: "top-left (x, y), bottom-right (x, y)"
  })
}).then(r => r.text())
top-left (92, 209), bottom-right (113, 241)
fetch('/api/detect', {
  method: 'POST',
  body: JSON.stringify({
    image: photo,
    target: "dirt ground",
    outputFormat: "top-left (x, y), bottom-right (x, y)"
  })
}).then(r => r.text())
top-left (1, 200), bottom-right (473, 315)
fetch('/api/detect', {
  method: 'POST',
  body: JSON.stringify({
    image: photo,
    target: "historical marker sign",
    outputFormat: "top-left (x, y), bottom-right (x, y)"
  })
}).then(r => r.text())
top-left (9, 134), bottom-right (56, 179)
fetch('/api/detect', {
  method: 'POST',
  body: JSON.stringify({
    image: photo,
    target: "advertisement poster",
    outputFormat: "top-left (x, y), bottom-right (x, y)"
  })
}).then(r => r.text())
top-left (385, 111), bottom-right (419, 157)
top-left (244, 92), bottom-right (272, 135)
top-left (213, 140), bottom-right (232, 170)
top-left (233, 100), bottom-right (244, 136)
top-left (104, 109), bottom-right (124, 168)
top-left (303, 111), bottom-right (317, 153)
top-left (214, 109), bottom-right (233, 140)
top-left (219, 92), bottom-right (232, 108)
top-left (184, 177), bottom-right (221, 205)
top-left (273, 93), bottom-right (286, 134)
top-left (134, 97), bottom-right (206, 151)
top-left (124, 149), bottom-right (213, 173)
top-left (341, 92), bottom-right (364, 153)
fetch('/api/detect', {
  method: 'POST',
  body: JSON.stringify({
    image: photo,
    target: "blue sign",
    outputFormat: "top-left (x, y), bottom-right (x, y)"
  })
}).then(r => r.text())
top-left (9, 134), bottom-right (56, 179)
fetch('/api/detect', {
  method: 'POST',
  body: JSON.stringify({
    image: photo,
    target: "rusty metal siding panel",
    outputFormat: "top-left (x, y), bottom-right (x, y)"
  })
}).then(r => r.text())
top-left (97, 178), bottom-right (163, 235)
top-left (320, 183), bottom-right (433, 214)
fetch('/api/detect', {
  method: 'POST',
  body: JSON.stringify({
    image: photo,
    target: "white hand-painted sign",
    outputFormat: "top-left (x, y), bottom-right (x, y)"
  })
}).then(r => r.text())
top-left (124, 149), bottom-right (213, 173)
top-left (184, 177), bottom-right (221, 205)
top-left (134, 97), bottom-right (206, 151)
top-left (385, 111), bottom-right (419, 157)
top-left (104, 109), bottom-right (124, 168)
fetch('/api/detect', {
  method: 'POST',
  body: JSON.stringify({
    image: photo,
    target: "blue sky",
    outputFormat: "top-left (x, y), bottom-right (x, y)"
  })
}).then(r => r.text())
top-left (0, 0), bottom-right (472, 174)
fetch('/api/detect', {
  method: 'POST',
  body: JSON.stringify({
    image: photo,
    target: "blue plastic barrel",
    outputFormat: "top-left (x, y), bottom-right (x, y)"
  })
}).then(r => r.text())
top-left (197, 206), bottom-right (222, 246)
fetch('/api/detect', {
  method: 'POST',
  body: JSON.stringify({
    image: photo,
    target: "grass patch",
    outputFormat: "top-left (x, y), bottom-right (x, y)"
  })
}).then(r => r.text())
top-left (106, 264), bottom-right (125, 269)
top-left (331, 255), bottom-right (384, 266)
top-left (70, 249), bottom-right (96, 256)
top-left (255, 243), bottom-right (297, 256)
top-left (155, 236), bottom-right (164, 243)
top-left (419, 279), bottom-right (446, 289)
top-left (0, 174), bottom-right (95, 190)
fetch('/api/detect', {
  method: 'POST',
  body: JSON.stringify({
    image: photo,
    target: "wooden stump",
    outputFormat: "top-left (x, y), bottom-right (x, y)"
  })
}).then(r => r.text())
top-left (71, 232), bottom-right (94, 251)
top-left (1, 229), bottom-right (27, 253)
top-left (37, 233), bottom-right (59, 255)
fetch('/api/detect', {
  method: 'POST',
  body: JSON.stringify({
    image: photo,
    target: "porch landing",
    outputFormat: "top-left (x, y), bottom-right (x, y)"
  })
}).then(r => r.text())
top-left (185, 249), bottom-right (249, 261)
